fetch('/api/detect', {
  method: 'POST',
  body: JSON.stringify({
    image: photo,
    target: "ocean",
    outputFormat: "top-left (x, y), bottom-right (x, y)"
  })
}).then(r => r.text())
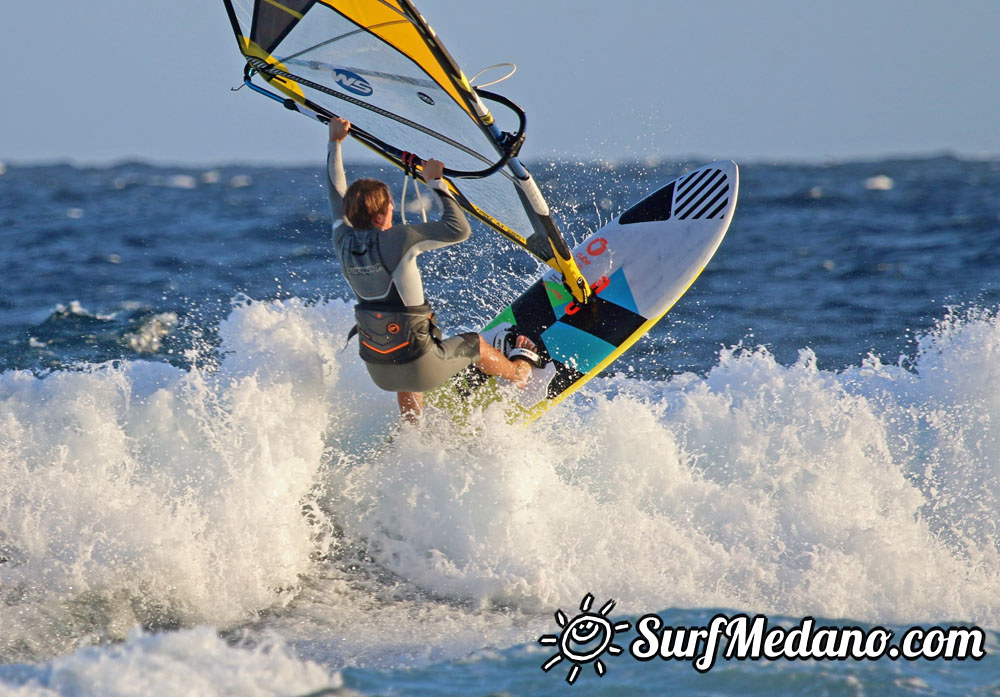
top-left (1, 154), bottom-right (999, 695)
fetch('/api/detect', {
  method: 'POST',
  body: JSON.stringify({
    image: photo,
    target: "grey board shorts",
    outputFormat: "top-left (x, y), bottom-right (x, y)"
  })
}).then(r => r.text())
top-left (364, 331), bottom-right (480, 393)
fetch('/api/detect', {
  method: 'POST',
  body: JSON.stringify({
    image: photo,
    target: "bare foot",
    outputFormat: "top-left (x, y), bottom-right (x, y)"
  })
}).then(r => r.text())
top-left (510, 336), bottom-right (537, 389)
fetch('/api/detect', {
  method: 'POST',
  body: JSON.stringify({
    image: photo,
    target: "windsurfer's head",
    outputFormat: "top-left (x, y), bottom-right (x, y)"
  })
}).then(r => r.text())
top-left (345, 179), bottom-right (393, 231)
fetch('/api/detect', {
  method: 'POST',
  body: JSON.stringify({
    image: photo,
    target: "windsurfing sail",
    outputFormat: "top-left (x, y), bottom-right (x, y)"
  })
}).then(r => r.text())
top-left (221, 0), bottom-right (592, 303)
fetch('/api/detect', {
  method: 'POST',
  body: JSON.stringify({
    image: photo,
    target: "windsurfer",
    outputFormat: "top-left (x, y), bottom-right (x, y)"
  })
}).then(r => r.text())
top-left (327, 117), bottom-right (537, 422)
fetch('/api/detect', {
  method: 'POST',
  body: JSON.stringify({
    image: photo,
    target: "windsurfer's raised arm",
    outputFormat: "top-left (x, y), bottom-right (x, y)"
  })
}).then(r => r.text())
top-left (416, 159), bottom-right (471, 245)
top-left (327, 117), bottom-right (350, 226)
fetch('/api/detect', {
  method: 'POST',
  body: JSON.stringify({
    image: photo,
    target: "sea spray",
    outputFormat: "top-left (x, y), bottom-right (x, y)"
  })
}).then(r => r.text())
top-left (4, 298), bottom-right (1000, 669)
top-left (331, 314), bottom-right (1000, 626)
top-left (0, 299), bottom-right (362, 660)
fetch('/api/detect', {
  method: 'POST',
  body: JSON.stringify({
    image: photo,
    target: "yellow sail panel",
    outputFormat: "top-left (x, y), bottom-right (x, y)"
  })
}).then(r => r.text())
top-left (238, 38), bottom-right (307, 100)
top-left (317, 0), bottom-right (473, 119)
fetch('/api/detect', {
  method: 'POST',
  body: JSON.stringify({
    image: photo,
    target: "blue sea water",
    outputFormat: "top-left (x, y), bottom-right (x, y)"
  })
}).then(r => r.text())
top-left (1, 154), bottom-right (1000, 695)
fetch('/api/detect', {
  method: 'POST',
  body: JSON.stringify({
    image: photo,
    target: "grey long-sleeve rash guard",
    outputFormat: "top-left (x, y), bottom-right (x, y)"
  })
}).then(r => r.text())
top-left (327, 141), bottom-right (471, 308)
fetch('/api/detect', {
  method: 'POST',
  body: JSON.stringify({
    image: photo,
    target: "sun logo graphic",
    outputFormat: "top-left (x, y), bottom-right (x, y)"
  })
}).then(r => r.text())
top-left (538, 593), bottom-right (631, 685)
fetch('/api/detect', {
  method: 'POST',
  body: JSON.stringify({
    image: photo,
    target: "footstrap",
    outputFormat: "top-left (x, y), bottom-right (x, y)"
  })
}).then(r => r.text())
top-left (506, 345), bottom-right (543, 368)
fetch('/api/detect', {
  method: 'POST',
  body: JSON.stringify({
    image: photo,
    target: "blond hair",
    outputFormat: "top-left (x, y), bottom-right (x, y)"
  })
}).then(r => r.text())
top-left (344, 179), bottom-right (392, 230)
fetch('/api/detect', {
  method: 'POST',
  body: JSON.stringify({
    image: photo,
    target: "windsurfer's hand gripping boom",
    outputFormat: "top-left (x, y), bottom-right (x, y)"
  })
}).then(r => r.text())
top-left (330, 117), bottom-right (444, 182)
top-left (329, 116), bottom-right (351, 143)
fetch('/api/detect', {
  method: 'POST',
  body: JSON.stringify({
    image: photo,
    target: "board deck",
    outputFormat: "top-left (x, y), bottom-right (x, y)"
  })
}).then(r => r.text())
top-left (439, 161), bottom-right (739, 422)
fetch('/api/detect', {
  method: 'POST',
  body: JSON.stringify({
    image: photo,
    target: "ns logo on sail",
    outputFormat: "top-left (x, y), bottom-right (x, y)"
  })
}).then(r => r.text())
top-left (331, 68), bottom-right (373, 97)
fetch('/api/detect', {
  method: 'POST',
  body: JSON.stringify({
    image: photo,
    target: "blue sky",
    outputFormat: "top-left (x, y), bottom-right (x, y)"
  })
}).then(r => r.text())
top-left (5, 0), bottom-right (999, 165)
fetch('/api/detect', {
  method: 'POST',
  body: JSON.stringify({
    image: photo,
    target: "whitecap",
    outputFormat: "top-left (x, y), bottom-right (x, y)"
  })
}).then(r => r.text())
top-left (865, 174), bottom-right (894, 191)
top-left (52, 300), bottom-right (116, 321)
top-left (125, 312), bottom-right (177, 353)
top-left (166, 174), bottom-right (197, 189)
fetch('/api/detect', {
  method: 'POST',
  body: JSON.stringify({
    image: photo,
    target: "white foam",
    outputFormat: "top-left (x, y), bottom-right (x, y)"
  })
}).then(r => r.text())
top-left (333, 311), bottom-right (1000, 627)
top-left (0, 299), bottom-right (368, 659)
top-left (0, 627), bottom-right (341, 697)
top-left (4, 299), bottom-right (1000, 667)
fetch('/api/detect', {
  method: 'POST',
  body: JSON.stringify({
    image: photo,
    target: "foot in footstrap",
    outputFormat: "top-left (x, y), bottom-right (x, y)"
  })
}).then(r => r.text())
top-left (497, 334), bottom-right (541, 389)
top-left (493, 329), bottom-right (545, 368)
top-left (506, 343), bottom-right (544, 368)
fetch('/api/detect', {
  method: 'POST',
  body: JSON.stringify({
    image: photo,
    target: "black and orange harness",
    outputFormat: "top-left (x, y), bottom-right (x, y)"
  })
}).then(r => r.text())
top-left (348, 302), bottom-right (442, 365)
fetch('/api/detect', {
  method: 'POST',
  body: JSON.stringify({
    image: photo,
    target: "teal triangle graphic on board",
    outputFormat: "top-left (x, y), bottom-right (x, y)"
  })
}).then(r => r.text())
top-left (598, 267), bottom-right (640, 315)
top-left (541, 321), bottom-right (617, 374)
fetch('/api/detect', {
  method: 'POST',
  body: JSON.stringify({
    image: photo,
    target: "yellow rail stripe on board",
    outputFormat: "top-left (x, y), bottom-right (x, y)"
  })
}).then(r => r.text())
top-left (261, 0), bottom-right (304, 19)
